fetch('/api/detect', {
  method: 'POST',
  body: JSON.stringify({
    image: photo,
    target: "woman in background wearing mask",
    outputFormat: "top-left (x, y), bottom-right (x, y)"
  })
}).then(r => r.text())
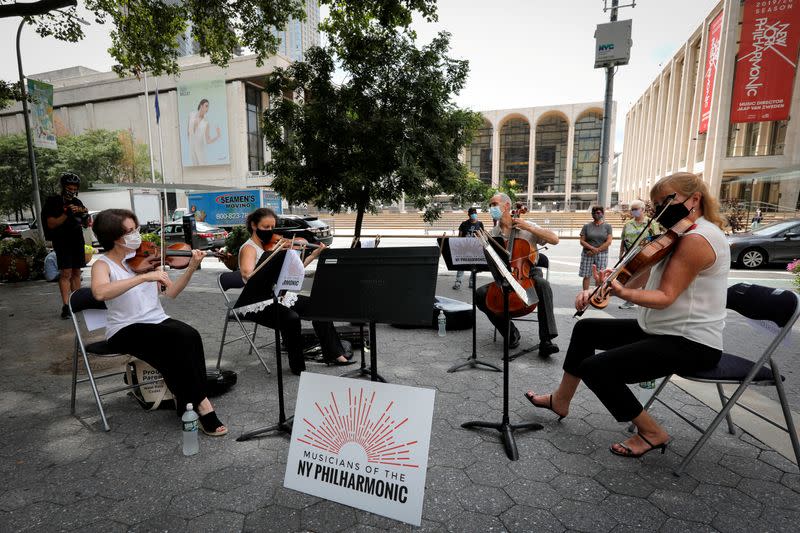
top-left (90, 209), bottom-right (227, 436)
top-left (475, 193), bottom-right (561, 357)
top-left (524, 173), bottom-right (729, 459)
top-left (578, 206), bottom-right (613, 291)
top-left (238, 208), bottom-right (354, 373)
top-left (453, 207), bottom-right (485, 290)
top-left (617, 200), bottom-right (658, 309)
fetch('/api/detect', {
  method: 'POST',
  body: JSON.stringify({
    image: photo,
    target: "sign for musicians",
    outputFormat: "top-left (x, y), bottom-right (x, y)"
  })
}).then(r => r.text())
top-left (449, 237), bottom-right (487, 266)
top-left (730, 0), bottom-right (800, 123)
top-left (284, 373), bottom-right (435, 526)
top-left (699, 10), bottom-right (724, 134)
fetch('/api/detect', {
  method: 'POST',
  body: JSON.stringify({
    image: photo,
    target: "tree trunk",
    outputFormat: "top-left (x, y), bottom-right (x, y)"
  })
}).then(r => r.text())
top-left (351, 189), bottom-right (369, 247)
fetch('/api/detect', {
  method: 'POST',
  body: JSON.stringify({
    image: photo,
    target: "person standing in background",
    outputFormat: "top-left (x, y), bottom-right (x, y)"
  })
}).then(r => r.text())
top-left (43, 173), bottom-right (90, 319)
top-left (453, 207), bottom-right (484, 290)
top-left (579, 206), bottom-right (613, 291)
top-left (618, 200), bottom-right (658, 309)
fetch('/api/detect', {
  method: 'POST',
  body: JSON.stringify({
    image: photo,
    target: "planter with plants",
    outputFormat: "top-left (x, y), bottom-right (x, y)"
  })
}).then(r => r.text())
top-left (788, 259), bottom-right (800, 292)
top-left (0, 238), bottom-right (48, 282)
top-left (84, 244), bottom-right (95, 264)
top-left (221, 226), bottom-right (249, 271)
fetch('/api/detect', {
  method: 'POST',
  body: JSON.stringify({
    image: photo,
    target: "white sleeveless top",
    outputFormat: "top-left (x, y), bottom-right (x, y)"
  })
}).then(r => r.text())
top-left (96, 255), bottom-right (169, 339)
top-left (637, 217), bottom-right (729, 350)
top-left (239, 238), bottom-right (265, 263)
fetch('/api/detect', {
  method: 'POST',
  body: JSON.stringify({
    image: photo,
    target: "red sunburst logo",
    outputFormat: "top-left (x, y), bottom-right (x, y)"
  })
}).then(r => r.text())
top-left (297, 387), bottom-right (420, 468)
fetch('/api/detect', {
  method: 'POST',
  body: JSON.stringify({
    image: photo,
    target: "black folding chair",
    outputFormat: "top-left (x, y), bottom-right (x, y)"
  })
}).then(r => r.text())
top-left (215, 271), bottom-right (273, 374)
top-left (68, 287), bottom-right (164, 431)
top-left (638, 283), bottom-right (800, 475)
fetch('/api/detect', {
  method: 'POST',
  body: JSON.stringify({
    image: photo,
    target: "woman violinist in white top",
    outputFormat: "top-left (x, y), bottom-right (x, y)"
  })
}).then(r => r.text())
top-left (524, 173), bottom-right (729, 458)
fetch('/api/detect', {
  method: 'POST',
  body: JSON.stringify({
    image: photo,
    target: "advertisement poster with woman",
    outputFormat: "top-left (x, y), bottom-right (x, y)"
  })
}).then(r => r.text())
top-left (177, 79), bottom-right (230, 166)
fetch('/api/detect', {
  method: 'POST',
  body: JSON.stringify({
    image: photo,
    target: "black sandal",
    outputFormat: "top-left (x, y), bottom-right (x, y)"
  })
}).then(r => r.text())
top-left (523, 391), bottom-right (565, 421)
top-left (609, 433), bottom-right (668, 458)
top-left (198, 411), bottom-right (228, 437)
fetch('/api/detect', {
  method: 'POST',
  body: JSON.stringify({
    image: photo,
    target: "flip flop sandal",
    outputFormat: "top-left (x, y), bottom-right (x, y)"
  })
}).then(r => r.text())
top-left (523, 391), bottom-right (565, 421)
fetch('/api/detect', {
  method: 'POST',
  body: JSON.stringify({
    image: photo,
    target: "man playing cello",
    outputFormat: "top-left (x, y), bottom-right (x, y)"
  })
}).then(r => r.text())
top-left (475, 193), bottom-right (560, 357)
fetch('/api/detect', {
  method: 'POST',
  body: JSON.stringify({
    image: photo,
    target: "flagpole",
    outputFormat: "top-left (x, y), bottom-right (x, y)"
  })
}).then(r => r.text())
top-left (155, 78), bottom-right (168, 264)
top-left (142, 72), bottom-right (157, 184)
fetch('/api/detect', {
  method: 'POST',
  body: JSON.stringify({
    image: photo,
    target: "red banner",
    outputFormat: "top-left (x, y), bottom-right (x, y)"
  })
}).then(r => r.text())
top-left (731, 1), bottom-right (800, 123)
top-left (699, 11), bottom-right (724, 134)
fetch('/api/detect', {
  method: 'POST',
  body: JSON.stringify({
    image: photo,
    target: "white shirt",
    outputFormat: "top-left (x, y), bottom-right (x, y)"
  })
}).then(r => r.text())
top-left (96, 255), bottom-right (169, 339)
top-left (637, 216), bottom-right (729, 350)
top-left (239, 238), bottom-right (264, 263)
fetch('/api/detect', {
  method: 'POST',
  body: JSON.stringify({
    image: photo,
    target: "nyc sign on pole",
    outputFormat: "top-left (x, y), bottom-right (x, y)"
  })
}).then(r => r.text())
top-left (594, 19), bottom-right (633, 68)
top-left (284, 373), bottom-right (435, 526)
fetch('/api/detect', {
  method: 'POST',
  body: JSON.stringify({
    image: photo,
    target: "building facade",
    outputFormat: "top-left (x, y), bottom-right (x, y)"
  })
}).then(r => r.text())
top-left (464, 102), bottom-right (616, 210)
top-left (273, 0), bottom-right (321, 62)
top-left (619, 0), bottom-right (800, 211)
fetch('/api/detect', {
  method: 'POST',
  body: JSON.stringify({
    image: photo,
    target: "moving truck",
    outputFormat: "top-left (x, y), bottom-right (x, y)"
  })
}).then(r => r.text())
top-left (185, 189), bottom-right (283, 228)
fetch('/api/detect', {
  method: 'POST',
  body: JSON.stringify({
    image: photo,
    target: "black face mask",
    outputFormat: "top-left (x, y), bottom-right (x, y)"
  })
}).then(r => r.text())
top-left (655, 197), bottom-right (691, 229)
top-left (63, 190), bottom-right (77, 201)
top-left (255, 228), bottom-right (274, 243)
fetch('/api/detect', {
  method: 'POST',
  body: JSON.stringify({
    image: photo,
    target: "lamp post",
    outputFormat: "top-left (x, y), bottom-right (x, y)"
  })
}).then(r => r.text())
top-left (16, 19), bottom-right (45, 242)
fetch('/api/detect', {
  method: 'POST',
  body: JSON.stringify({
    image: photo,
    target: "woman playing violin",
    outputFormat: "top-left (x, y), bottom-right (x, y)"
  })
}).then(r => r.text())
top-left (90, 209), bottom-right (227, 436)
top-left (524, 172), bottom-right (729, 458)
top-left (475, 192), bottom-right (560, 357)
top-left (238, 208), bottom-right (354, 374)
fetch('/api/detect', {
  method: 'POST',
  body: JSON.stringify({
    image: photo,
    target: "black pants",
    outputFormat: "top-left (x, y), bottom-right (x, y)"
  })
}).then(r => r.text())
top-left (563, 319), bottom-right (721, 422)
top-left (475, 267), bottom-right (558, 343)
top-left (249, 295), bottom-right (345, 374)
top-left (109, 318), bottom-right (207, 415)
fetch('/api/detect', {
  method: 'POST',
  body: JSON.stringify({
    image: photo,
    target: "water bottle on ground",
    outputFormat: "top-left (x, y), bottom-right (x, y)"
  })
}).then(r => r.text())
top-left (437, 310), bottom-right (446, 337)
top-left (182, 403), bottom-right (199, 456)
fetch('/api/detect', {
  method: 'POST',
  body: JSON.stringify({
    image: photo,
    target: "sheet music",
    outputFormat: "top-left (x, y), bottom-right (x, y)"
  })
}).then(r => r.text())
top-left (360, 238), bottom-right (376, 248)
top-left (481, 239), bottom-right (533, 305)
top-left (449, 237), bottom-right (487, 266)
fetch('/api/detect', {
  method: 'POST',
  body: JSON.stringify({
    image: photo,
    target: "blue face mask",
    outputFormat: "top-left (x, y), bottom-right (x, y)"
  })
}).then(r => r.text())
top-left (469, 213), bottom-right (478, 221)
top-left (631, 209), bottom-right (642, 218)
top-left (489, 206), bottom-right (502, 220)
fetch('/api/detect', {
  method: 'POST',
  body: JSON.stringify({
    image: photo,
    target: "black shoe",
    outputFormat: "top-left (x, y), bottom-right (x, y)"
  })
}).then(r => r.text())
top-left (326, 358), bottom-right (356, 366)
top-left (61, 304), bottom-right (71, 319)
top-left (538, 341), bottom-right (559, 358)
top-left (509, 331), bottom-right (521, 350)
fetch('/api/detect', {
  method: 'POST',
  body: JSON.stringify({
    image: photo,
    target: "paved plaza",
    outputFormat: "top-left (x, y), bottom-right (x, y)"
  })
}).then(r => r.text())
top-left (1, 253), bottom-right (799, 532)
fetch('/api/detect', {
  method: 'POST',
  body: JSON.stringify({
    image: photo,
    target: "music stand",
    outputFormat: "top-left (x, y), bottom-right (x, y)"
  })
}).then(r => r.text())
top-left (461, 242), bottom-right (543, 461)
top-left (438, 237), bottom-right (500, 373)
top-left (235, 250), bottom-right (294, 442)
top-left (306, 247), bottom-right (439, 382)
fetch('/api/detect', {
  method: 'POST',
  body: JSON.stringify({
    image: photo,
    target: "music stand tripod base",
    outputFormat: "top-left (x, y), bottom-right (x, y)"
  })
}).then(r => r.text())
top-left (237, 416), bottom-right (293, 442)
top-left (339, 322), bottom-right (386, 383)
top-left (446, 270), bottom-right (501, 374)
top-left (509, 343), bottom-right (541, 362)
top-left (461, 419), bottom-right (543, 461)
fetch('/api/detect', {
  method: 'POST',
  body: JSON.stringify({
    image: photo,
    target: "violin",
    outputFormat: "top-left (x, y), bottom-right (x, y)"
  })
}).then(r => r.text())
top-left (485, 203), bottom-right (538, 317)
top-left (575, 216), bottom-right (695, 316)
top-left (126, 241), bottom-right (221, 273)
top-left (264, 232), bottom-right (321, 252)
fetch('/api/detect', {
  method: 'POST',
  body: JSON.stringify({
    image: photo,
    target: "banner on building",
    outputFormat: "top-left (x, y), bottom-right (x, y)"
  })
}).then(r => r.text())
top-left (177, 79), bottom-right (230, 166)
top-left (730, 0), bottom-right (800, 123)
top-left (284, 373), bottom-right (435, 526)
top-left (27, 79), bottom-right (57, 150)
top-left (699, 11), bottom-right (724, 134)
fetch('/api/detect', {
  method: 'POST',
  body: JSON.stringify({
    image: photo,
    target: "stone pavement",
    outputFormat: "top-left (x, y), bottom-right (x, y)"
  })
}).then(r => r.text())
top-left (1, 261), bottom-right (799, 532)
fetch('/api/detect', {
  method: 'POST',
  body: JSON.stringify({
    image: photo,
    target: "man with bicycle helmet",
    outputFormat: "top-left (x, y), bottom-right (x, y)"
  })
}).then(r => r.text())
top-left (43, 172), bottom-right (90, 318)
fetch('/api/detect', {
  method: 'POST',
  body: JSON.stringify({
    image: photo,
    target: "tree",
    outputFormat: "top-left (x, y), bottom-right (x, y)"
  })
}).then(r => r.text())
top-left (263, 2), bottom-right (486, 240)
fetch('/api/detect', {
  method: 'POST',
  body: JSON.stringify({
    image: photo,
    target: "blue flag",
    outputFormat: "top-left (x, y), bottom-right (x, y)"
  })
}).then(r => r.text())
top-left (154, 90), bottom-right (161, 124)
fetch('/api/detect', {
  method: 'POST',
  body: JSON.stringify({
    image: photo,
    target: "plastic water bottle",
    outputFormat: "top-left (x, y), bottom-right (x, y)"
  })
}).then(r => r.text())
top-left (437, 310), bottom-right (446, 337)
top-left (182, 403), bottom-right (199, 456)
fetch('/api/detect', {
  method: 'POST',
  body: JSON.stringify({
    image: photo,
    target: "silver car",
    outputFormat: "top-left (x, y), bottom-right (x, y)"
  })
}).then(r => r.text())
top-left (727, 219), bottom-right (800, 269)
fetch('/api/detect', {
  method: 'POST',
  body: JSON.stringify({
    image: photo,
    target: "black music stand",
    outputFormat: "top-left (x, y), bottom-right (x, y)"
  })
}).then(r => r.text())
top-left (438, 237), bottom-right (500, 373)
top-left (235, 251), bottom-right (294, 441)
top-left (307, 247), bottom-right (439, 383)
top-left (461, 243), bottom-right (543, 460)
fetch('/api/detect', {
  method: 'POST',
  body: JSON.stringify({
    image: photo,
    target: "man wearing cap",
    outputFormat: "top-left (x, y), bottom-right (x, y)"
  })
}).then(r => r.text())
top-left (43, 173), bottom-right (90, 318)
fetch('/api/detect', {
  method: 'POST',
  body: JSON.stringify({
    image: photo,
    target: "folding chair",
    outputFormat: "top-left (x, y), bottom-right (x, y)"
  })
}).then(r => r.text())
top-left (69, 287), bottom-right (164, 431)
top-left (638, 283), bottom-right (800, 475)
top-left (215, 271), bottom-right (272, 374)
top-left (493, 253), bottom-right (550, 344)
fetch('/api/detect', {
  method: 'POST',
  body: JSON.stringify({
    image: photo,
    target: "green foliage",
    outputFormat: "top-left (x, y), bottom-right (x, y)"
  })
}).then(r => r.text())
top-left (787, 259), bottom-right (800, 292)
top-left (141, 232), bottom-right (160, 247)
top-left (498, 177), bottom-right (520, 204)
top-left (0, 237), bottom-right (47, 281)
top-left (264, 3), bottom-right (484, 238)
top-left (224, 226), bottom-right (250, 255)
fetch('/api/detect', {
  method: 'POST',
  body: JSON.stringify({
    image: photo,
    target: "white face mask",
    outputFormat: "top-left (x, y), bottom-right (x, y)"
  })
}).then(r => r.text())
top-left (122, 229), bottom-right (142, 251)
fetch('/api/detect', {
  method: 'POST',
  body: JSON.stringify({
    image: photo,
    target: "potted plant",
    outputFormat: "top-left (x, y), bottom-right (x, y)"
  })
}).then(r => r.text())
top-left (788, 259), bottom-right (800, 292)
top-left (0, 238), bottom-right (47, 282)
top-left (84, 244), bottom-right (95, 264)
top-left (221, 226), bottom-right (249, 271)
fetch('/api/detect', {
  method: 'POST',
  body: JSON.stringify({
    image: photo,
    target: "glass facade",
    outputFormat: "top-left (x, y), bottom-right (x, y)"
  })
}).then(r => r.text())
top-left (726, 120), bottom-right (788, 157)
top-left (499, 118), bottom-right (530, 192)
top-left (571, 112), bottom-right (602, 193)
top-left (534, 115), bottom-right (568, 193)
top-left (466, 121), bottom-right (493, 185)
top-left (246, 85), bottom-right (264, 171)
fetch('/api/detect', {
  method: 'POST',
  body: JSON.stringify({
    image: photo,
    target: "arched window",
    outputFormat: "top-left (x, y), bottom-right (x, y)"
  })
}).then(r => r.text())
top-left (465, 120), bottom-right (493, 185)
top-left (499, 118), bottom-right (530, 191)
top-left (535, 115), bottom-right (568, 193)
top-left (572, 111), bottom-right (603, 193)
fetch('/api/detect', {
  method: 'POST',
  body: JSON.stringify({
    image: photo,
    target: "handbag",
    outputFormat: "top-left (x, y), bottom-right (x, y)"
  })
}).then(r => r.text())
top-left (124, 358), bottom-right (175, 410)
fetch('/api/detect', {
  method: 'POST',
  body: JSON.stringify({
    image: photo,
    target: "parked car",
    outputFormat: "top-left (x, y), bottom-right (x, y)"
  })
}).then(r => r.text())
top-left (0, 222), bottom-right (31, 239)
top-left (155, 221), bottom-right (228, 250)
top-left (275, 215), bottom-right (333, 246)
top-left (728, 219), bottom-right (800, 269)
